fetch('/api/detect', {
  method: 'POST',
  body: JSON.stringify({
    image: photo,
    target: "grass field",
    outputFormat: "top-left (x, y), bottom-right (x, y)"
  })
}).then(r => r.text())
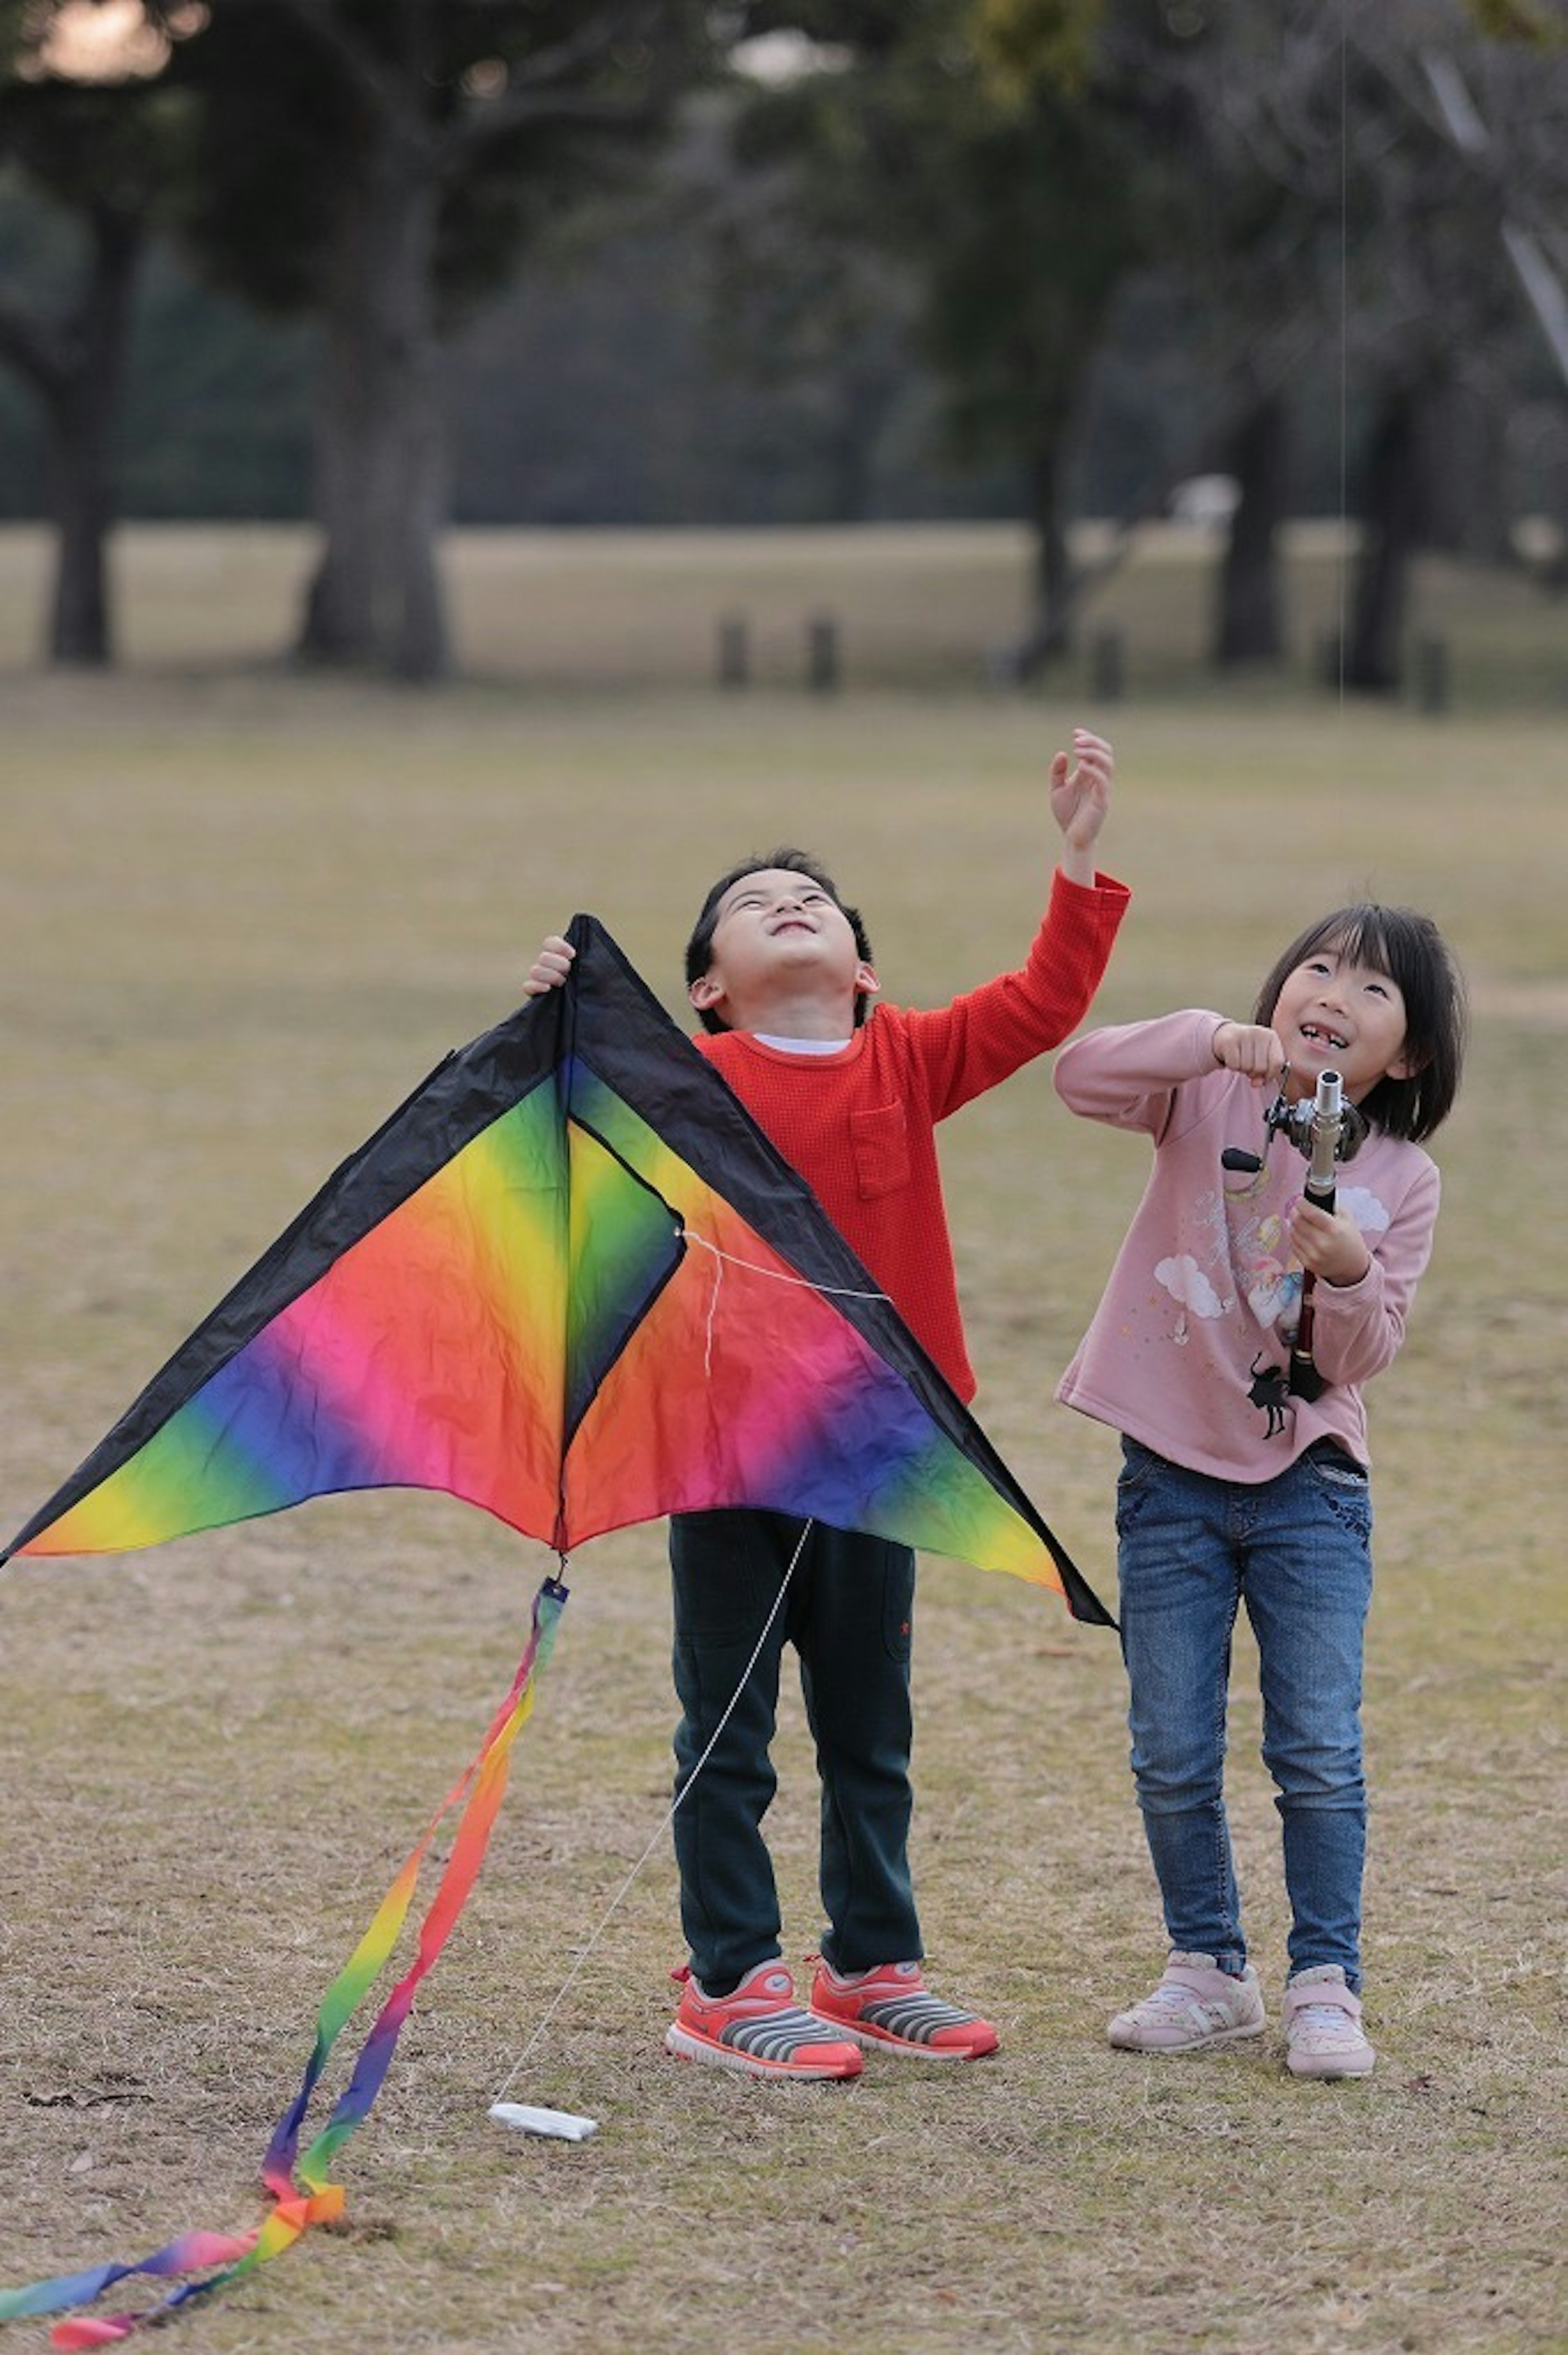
top-left (0, 526), bottom-right (1564, 2355)
top-left (0, 517), bottom-right (1565, 705)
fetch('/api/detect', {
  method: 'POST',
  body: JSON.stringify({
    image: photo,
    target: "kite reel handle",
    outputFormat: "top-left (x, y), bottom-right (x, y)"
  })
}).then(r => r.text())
top-left (1220, 1066), bottom-right (1368, 1404)
top-left (1287, 1070), bottom-right (1350, 1402)
top-left (1258, 1067), bottom-right (1367, 1173)
top-left (1220, 1067), bottom-right (1367, 1181)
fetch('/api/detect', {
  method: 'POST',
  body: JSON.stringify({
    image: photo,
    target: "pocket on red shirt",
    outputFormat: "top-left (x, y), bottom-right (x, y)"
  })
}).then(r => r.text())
top-left (851, 1101), bottom-right (911, 1198)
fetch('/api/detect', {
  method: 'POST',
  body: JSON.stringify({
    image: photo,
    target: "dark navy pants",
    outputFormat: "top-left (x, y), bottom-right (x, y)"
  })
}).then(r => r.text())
top-left (669, 1508), bottom-right (920, 1993)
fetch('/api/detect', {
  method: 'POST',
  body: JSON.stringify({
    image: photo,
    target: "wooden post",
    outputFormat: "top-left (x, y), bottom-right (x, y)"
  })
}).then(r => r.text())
top-left (1090, 628), bottom-right (1124, 703)
top-left (806, 613), bottom-right (840, 694)
top-left (1414, 633), bottom-right (1450, 715)
top-left (717, 613), bottom-right (749, 689)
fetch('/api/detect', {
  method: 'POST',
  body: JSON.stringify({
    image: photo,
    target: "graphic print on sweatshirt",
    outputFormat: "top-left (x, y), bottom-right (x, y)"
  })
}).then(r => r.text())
top-left (1142, 1167), bottom-right (1397, 1436)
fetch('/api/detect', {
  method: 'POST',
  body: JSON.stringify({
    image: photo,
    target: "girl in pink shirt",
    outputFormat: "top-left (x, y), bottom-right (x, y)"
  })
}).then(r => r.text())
top-left (1054, 904), bottom-right (1466, 2079)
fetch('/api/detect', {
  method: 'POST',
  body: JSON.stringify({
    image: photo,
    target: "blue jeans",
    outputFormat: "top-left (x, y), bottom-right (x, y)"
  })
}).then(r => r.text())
top-left (1115, 1438), bottom-right (1374, 1990)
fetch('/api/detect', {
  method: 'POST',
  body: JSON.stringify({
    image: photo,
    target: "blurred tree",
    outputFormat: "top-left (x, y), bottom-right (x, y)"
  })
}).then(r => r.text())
top-left (447, 103), bottom-right (956, 528)
top-left (989, 0), bottom-right (1568, 687)
top-left (0, 9), bottom-right (187, 663)
top-left (699, 99), bottom-right (921, 526)
top-left (1209, 0), bottom-right (1568, 689)
top-left (1466, 0), bottom-right (1568, 42)
top-left (147, 0), bottom-right (713, 679)
top-left (120, 247), bottom-right (313, 517)
top-left (725, 2), bottom-right (1163, 672)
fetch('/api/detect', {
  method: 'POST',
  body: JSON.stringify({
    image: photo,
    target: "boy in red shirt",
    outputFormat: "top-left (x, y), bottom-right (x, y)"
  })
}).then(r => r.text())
top-left (525, 729), bottom-right (1127, 2078)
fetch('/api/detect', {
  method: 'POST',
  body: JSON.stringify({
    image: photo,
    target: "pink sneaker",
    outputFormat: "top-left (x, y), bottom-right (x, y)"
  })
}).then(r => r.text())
top-left (807, 1958), bottom-right (1000, 2059)
top-left (664, 1961), bottom-right (863, 2080)
top-left (1283, 1967), bottom-right (1375, 2079)
top-left (1107, 1951), bottom-right (1267, 2052)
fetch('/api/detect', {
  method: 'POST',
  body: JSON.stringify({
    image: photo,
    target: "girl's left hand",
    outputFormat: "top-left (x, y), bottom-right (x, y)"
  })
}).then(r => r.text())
top-left (1289, 1197), bottom-right (1372, 1287)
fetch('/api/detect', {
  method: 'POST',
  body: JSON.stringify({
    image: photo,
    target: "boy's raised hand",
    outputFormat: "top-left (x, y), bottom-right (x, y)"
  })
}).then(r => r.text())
top-left (523, 934), bottom-right (575, 995)
top-left (1050, 729), bottom-right (1113, 882)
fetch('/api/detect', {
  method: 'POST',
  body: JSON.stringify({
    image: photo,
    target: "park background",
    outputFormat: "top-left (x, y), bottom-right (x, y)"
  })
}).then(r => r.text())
top-left (1, 7), bottom-right (1565, 2355)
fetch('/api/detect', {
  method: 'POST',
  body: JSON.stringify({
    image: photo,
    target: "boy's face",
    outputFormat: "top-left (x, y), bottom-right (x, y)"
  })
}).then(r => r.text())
top-left (690, 868), bottom-right (878, 1031)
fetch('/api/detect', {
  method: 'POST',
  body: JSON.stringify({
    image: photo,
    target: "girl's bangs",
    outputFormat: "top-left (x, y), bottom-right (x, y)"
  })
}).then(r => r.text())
top-left (1315, 908), bottom-right (1395, 976)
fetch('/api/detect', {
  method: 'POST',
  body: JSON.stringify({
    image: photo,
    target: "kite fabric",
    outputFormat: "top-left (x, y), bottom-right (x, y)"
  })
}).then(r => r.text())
top-left (2, 912), bottom-right (1109, 2343)
top-left (2, 911), bottom-right (1111, 1623)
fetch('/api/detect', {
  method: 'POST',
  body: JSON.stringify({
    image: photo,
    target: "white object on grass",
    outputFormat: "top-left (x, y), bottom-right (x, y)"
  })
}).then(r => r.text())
top-left (488, 2101), bottom-right (598, 2141)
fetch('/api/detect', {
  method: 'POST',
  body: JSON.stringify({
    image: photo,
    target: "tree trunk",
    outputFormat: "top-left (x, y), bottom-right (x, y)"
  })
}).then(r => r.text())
top-left (1029, 438), bottom-right (1076, 662)
top-left (1424, 377), bottom-right (1510, 565)
top-left (7, 210), bottom-right (143, 669)
top-left (1213, 388), bottom-right (1288, 666)
top-left (824, 356), bottom-right (894, 522)
top-left (43, 377), bottom-right (117, 667)
top-left (1345, 385), bottom-right (1429, 695)
top-left (996, 432), bottom-right (1076, 681)
top-left (296, 133), bottom-right (451, 681)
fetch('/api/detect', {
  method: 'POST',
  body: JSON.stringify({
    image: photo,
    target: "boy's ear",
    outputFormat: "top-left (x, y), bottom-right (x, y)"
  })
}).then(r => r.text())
top-left (856, 962), bottom-right (881, 999)
top-left (689, 973), bottom-right (725, 1013)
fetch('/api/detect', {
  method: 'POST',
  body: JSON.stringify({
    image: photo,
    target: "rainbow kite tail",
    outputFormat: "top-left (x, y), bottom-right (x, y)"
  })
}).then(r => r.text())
top-left (0, 1573), bottom-right (570, 2349)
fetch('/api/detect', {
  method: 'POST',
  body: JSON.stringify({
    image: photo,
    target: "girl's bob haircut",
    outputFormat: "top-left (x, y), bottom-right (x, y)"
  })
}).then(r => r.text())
top-left (1254, 903), bottom-right (1467, 1143)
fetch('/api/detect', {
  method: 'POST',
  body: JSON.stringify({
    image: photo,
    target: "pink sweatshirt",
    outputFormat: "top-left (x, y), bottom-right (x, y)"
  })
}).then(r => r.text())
top-left (1053, 1010), bottom-right (1440, 1480)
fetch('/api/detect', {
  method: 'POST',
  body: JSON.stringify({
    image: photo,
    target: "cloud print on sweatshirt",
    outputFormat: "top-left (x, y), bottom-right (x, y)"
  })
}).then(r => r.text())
top-left (1155, 1253), bottom-right (1226, 1319)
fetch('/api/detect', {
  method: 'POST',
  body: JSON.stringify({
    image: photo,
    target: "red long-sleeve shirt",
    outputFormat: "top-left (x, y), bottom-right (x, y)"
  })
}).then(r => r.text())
top-left (694, 867), bottom-right (1130, 1400)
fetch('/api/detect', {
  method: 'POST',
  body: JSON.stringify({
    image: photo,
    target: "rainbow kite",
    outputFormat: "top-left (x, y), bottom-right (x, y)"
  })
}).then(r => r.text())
top-left (1, 914), bottom-right (1109, 2344)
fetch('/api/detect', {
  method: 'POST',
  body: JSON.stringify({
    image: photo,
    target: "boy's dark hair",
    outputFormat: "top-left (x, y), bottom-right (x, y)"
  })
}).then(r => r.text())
top-left (1254, 904), bottom-right (1468, 1143)
top-left (685, 848), bottom-right (875, 1035)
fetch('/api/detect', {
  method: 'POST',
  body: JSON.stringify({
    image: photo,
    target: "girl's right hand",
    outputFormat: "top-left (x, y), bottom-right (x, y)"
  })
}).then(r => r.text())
top-left (523, 934), bottom-right (575, 995)
top-left (1212, 1020), bottom-right (1285, 1086)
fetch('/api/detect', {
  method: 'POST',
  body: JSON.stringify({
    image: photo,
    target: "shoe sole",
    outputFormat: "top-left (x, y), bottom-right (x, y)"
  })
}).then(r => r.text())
top-left (1108, 2017), bottom-right (1267, 2054)
top-left (664, 2023), bottom-right (862, 2081)
top-left (1286, 2051), bottom-right (1375, 2080)
top-left (812, 2015), bottom-right (998, 2061)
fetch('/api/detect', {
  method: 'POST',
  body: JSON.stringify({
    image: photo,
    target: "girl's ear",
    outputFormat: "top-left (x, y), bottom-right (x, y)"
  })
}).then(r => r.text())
top-left (1387, 1039), bottom-right (1423, 1080)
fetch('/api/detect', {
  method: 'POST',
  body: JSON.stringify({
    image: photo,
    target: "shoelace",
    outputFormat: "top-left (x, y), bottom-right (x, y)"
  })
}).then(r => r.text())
top-left (1134, 1983), bottom-right (1203, 2016)
top-left (1291, 2001), bottom-right (1357, 2038)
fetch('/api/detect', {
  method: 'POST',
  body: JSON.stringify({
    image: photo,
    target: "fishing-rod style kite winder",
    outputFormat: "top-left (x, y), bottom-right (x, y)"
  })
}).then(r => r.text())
top-left (1, 914), bottom-right (1110, 2345)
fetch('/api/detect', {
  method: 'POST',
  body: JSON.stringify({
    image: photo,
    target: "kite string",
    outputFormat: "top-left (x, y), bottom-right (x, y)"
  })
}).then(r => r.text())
top-left (500, 1224), bottom-right (884, 2058)
top-left (677, 1226), bottom-right (890, 1380)
top-left (492, 1516), bottom-right (813, 2102)
top-left (2, 1576), bottom-right (570, 2348)
top-left (1337, 0), bottom-right (1350, 715)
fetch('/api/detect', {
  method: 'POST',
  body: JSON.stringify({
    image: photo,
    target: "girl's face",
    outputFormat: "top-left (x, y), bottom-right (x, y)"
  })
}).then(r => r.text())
top-left (1273, 943), bottom-right (1413, 1105)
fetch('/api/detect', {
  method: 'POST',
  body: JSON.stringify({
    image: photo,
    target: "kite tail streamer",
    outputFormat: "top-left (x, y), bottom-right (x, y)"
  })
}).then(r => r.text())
top-left (0, 1573), bottom-right (570, 2349)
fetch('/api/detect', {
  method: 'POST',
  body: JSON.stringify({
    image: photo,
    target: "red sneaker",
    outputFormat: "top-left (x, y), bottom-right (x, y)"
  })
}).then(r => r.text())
top-left (807, 1958), bottom-right (1000, 2060)
top-left (664, 1961), bottom-right (864, 2080)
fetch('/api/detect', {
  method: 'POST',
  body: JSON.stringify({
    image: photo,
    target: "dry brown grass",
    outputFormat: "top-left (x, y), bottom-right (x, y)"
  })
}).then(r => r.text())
top-left (0, 517), bottom-right (1564, 705)
top-left (0, 526), bottom-right (1564, 2355)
